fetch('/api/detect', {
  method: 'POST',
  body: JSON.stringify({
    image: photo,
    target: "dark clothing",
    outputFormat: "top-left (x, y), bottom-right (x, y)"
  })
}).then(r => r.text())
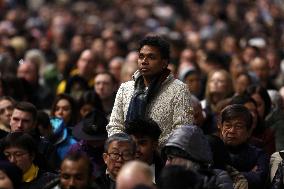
top-left (0, 129), bottom-right (8, 139)
top-left (43, 178), bottom-right (100, 189)
top-left (153, 153), bottom-right (164, 183)
top-left (22, 169), bottom-right (57, 189)
top-left (96, 173), bottom-right (116, 189)
top-left (226, 143), bottom-right (269, 189)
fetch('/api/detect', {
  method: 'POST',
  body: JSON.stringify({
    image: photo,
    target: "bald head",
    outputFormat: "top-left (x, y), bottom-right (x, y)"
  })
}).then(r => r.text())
top-left (116, 161), bottom-right (154, 189)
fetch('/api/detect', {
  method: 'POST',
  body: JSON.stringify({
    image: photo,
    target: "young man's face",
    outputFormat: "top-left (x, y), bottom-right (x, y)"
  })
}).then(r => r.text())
top-left (60, 159), bottom-right (90, 189)
top-left (138, 45), bottom-right (167, 80)
top-left (220, 118), bottom-right (250, 146)
top-left (131, 135), bottom-right (157, 165)
top-left (10, 109), bottom-right (35, 132)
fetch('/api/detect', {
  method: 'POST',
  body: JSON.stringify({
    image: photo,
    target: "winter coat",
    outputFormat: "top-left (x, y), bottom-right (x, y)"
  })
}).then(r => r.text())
top-left (226, 143), bottom-right (269, 189)
top-left (107, 71), bottom-right (194, 145)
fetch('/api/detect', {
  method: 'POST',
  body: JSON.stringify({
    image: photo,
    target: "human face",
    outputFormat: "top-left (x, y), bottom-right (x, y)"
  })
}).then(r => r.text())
top-left (60, 159), bottom-right (90, 189)
top-left (185, 74), bottom-right (200, 96)
top-left (54, 99), bottom-right (72, 124)
top-left (77, 50), bottom-right (94, 77)
top-left (138, 45), bottom-right (167, 84)
top-left (208, 71), bottom-right (228, 94)
top-left (103, 141), bottom-right (134, 179)
top-left (251, 93), bottom-right (265, 119)
top-left (221, 118), bottom-right (250, 146)
top-left (250, 58), bottom-right (269, 81)
top-left (3, 147), bottom-right (33, 173)
top-left (0, 100), bottom-right (14, 127)
top-left (94, 74), bottom-right (114, 100)
top-left (0, 170), bottom-right (14, 189)
top-left (10, 109), bottom-right (35, 132)
top-left (234, 74), bottom-right (250, 95)
top-left (131, 135), bottom-right (156, 165)
top-left (79, 104), bottom-right (93, 118)
top-left (17, 61), bottom-right (38, 85)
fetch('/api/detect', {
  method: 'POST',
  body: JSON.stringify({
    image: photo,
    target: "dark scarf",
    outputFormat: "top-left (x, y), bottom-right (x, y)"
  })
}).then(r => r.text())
top-left (126, 69), bottom-right (171, 122)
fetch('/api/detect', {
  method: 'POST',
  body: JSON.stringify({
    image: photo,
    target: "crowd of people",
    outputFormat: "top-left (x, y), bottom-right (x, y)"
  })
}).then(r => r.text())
top-left (1, 0), bottom-right (284, 189)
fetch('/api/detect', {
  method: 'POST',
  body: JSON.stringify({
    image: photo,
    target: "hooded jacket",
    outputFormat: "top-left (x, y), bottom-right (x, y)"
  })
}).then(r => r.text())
top-left (162, 125), bottom-right (213, 164)
top-left (162, 125), bottom-right (234, 189)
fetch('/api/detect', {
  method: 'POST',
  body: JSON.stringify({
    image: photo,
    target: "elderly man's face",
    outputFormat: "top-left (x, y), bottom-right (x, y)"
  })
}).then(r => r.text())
top-left (220, 118), bottom-right (250, 146)
top-left (103, 141), bottom-right (134, 179)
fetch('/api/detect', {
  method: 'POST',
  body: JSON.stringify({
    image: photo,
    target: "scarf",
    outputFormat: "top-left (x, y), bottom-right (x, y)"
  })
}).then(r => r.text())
top-left (126, 69), bottom-right (171, 122)
top-left (23, 163), bottom-right (39, 182)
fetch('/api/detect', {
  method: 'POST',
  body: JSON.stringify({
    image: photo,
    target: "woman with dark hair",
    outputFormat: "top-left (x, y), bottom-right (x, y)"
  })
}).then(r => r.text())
top-left (50, 93), bottom-right (79, 131)
top-left (1, 132), bottom-right (56, 189)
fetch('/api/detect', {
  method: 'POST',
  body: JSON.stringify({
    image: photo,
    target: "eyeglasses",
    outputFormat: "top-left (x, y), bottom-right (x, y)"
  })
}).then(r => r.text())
top-left (3, 151), bottom-right (28, 160)
top-left (107, 151), bottom-right (133, 161)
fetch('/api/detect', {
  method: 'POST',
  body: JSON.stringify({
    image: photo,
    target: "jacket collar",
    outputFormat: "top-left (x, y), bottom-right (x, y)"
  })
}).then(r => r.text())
top-left (132, 70), bottom-right (174, 84)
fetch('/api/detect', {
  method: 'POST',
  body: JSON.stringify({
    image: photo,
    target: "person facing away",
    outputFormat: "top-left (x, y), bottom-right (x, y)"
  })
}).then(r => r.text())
top-left (116, 160), bottom-right (155, 189)
top-left (107, 35), bottom-right (193, 145)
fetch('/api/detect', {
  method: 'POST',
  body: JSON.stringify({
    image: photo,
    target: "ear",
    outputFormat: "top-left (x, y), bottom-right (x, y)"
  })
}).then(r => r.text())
top-left (152, 140), bottom-right (158, 151)
top-left (103, 153), bottom-right (108, 164)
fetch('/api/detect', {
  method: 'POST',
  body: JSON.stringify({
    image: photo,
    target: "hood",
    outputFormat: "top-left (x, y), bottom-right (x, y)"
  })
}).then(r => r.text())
top-left (162, 125), bottom-right (213, 164)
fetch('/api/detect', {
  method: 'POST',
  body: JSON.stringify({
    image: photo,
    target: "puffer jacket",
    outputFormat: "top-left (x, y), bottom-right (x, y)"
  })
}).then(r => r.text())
top-left (162, 125), bottom-right (233, 189)
top-left (162, 125), bottom-right (213, 164)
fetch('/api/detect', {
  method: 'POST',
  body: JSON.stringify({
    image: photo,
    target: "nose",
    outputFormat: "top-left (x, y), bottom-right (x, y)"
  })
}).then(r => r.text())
top-left (165, 159), bottom-right (172, 166)
top-left (9, 156), bottom-right (17, 163)
top-left (68, 178), bottom-right (76, 187)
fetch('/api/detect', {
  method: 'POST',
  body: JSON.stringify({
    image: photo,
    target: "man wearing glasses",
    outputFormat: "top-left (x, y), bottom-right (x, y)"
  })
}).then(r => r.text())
top-left (96, 133), bottom-right (136, 189)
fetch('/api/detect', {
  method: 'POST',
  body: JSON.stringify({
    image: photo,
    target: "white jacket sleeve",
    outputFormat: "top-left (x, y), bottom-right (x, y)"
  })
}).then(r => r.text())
top-left (106, 83), bottom-right (126, 136)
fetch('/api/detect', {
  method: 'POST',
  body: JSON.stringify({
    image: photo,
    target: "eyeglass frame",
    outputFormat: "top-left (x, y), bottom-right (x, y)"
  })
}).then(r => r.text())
top-left (106, 151), bottom-right (134, 161)
top-left (3, 151), bottom-right (29, 160)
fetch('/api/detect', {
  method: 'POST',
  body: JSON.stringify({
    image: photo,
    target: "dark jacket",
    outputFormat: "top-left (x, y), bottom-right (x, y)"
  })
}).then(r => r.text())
top-left (226, 143), bottom-right (269, 189)
top-left (95, 172), bottom-right (116, 189)
top-left (22, 169), bottom-right (57, 189)
top-left (162, 125), bottom-right (233, 189)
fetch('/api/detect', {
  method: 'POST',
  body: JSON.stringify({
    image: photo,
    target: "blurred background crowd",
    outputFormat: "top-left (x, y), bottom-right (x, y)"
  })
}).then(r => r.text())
top-left (1, 0), bottom-right (284, 189)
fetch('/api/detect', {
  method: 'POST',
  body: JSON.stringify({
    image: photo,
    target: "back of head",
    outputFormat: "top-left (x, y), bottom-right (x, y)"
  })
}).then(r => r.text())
top-left (125, 118), bottom-right (161, 141)
top-left (162, 125), bottom-right (212, 165)
top-left (157, 165), bottom-right (201, 189)
top-left (116, 161), bottom-right (154, 189)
